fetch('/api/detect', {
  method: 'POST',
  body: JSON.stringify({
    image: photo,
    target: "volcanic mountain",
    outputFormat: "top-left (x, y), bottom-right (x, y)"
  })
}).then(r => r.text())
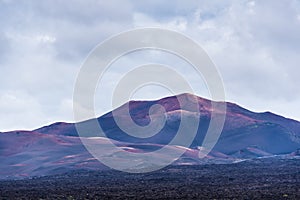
top-left (1, 93), bottom-right (300, 179)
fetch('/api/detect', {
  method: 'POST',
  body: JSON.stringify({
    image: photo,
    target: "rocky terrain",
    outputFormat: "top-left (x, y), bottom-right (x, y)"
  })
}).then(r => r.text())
top-left (0, 158), bottom-right (299, 199)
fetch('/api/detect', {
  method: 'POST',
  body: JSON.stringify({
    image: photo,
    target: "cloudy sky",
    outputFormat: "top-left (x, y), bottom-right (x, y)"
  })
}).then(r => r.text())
top-left (1, 0), bottom-right (300, 131)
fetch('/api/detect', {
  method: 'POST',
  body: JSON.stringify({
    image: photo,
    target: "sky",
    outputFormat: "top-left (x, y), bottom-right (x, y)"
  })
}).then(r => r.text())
top-left (0, 0), bottom-right (300, 131)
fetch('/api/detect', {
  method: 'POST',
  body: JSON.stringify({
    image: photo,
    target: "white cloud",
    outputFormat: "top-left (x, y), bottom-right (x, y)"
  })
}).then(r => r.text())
top-left (0, 90), bottom-right (46, 131)
top-left (36, 35), bottom-right (56, 43)
top-left (0, 0), bottom-right (300, 131)
top-left (133, 12), bottom-right (187, 31)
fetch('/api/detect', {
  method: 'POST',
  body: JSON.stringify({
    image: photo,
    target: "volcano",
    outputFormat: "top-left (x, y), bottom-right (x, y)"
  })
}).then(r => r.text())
top-left (1, 93), bottom-right (300, 179)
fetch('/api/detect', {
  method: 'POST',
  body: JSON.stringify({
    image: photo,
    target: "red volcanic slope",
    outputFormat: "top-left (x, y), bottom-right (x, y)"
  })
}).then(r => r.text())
top-left (1, 93), bottom-right (300, 179)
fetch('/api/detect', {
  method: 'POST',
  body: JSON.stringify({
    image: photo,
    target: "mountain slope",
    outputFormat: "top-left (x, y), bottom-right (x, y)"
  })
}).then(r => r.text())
top-left (1, 93), bottom-right (300, 179)
top-left (34, 93), bottom-right (300, 155)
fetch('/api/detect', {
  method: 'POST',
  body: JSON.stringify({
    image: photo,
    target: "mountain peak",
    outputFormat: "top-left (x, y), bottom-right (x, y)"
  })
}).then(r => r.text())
top-left (1, 93), bottom-right (300, 179)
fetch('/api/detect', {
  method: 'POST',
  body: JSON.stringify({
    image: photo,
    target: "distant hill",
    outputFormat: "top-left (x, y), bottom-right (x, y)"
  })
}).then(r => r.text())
top-left (1, 93), bottom-right (300, 179)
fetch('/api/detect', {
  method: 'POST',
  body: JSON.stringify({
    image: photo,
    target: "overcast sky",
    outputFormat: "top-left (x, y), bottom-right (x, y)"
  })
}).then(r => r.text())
top-left (1, 0), bottom-right (300, 131)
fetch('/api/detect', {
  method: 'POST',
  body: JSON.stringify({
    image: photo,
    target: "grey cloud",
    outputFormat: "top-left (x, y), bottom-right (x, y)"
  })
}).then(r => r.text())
top-left (0, 32), bottom-right (10, 63)
top-left (0, 0), bottom-right (300, 131)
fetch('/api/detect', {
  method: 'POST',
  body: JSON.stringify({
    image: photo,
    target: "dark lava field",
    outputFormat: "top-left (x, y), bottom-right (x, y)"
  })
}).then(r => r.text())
top-left (0, 158), bottom-right (300, 200)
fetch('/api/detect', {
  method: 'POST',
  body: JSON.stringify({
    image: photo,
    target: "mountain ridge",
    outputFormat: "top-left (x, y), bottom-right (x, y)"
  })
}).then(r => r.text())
top-left (3, 93), bottom-right (300, 153)
top-left (1, 93), bottom-right (300, 179)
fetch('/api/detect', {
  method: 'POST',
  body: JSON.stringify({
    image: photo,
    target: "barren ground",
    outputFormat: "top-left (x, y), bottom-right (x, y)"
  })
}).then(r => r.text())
top-left (0, 158), bottom-right (300, 200)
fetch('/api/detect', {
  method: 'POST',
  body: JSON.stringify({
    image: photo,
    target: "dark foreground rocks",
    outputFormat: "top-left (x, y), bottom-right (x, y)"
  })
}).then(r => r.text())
top-left (0, 158), bottom-right (300, 200)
